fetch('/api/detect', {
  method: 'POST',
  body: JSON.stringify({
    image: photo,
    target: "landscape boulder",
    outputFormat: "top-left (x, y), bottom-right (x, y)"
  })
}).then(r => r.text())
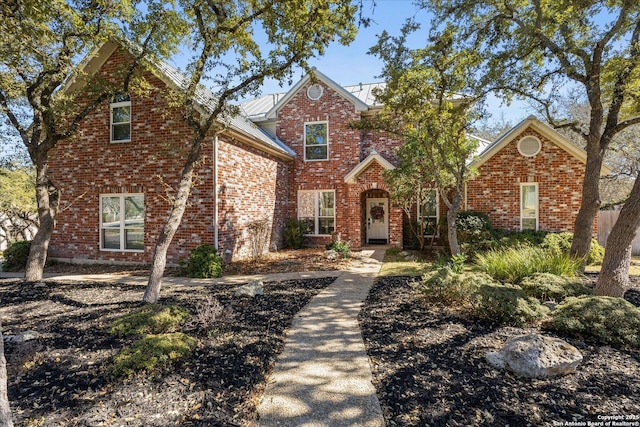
top-left (486, 334), bottom-right (582, 378)
top-left (325, 250), bottom-right (339, 260)
top-left (235, 280), bottom-right (264, 298)
top-left (4, 330), bottom-right (40, 344)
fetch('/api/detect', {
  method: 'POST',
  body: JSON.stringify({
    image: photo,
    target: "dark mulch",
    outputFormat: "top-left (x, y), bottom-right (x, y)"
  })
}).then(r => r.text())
top-left (0, 277), bottom-right (334, 426)
top-left (359, 276), bottom-right (640, 427)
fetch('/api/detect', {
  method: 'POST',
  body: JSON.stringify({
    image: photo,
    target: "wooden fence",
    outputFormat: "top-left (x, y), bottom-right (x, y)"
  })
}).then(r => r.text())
top-left (597, 210), bottom-right (640, 255)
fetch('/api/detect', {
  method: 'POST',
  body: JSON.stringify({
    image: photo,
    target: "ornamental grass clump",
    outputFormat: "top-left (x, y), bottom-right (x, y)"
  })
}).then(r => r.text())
top-left (519, 273), bottom-right (592, 302)
top-left (475, 246), bottom-right (582, 284)
top-left (550, 296), bottom-right (640, 349)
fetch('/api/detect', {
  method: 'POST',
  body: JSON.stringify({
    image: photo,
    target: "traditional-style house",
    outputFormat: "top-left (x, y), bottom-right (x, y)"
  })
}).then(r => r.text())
top-left (46, 41), bottom-right (608, 265)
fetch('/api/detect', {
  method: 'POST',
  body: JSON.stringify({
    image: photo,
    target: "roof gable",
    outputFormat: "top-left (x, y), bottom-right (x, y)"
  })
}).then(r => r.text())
top-left (63, 40), bottom-right (294, 159)
top-left (265, 69), bottom-right (369, 120)
top-left (344, 152), bottom-right (395, 184)
top-left (471, 116), bottom-right (611, 176)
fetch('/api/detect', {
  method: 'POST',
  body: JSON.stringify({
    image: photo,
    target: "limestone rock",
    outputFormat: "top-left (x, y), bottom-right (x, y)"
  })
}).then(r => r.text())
top-left (235, 280), bottom-right (264, 298)
top-left (325, 250), bottom-right (339, 260)
top-left (5, 330), bottom-right (40, 344)
top-left (486, 334), bottom-right (582, 378)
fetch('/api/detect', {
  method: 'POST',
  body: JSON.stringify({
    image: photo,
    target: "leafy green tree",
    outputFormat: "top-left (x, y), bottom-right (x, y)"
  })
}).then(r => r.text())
top-left (142, 0), bottom-right (363, 303)
top-left (424, 0), bottom-right (640, 296)
top-left (365, 23), bottom-right (481, 255)
top-left (0, 1), bottom-right (180, 282)
top-left (0, 165), bottom-right (37, 247)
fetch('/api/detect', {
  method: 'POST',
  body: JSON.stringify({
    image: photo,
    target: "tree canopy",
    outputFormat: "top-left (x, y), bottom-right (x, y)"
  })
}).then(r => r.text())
top-left (421, 0), bottom-right (640, 295)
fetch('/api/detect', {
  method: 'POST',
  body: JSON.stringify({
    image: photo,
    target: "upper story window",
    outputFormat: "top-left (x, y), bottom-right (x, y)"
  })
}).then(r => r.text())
top-left (304, 121), bottom-right (328, 161)
top-left (110, 94), bottom-right (131, 142)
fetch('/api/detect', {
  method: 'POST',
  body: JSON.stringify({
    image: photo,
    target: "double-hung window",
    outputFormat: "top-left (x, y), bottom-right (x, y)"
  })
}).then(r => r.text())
top-left (298, 190), bottom-right (335, 235)
top-left (101, 194), bottom-right (144, 251)
top-left (419, 189), bottom-right (439, 236)
top-left (110, 94), bottom-right (131, 142)
top-left (520, 183), bottom-right (538, 230)
top-left (304, 121), bottom-right (328, 161)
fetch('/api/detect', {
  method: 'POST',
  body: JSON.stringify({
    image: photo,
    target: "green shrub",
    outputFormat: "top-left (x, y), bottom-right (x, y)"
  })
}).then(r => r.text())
top-left (519, 273), bottom-right (592, 302)
top-left (187, 244), bottom-right (223, 278)
top-left (326, 240), bottom-right (351, 258)
top-left (283, 219), bottom-right (306, 249)
top-left (110, 304), bottom-right (190, 337)
top-left (456, 211), bottom-right (493, 243)
top-left (412, 267), bottom-right (497, 307)
top-left (2, 240), bottom-right (31, 272)
top-left (110, 332), bottom-right (197, 377)
top-left (471, 282), bottom-right (550, 327)
top-left (550, 296), bottom-right (640, 348)
top-left (475, 246), bottom-right (582, 283)
top-left (540, 232), bottom-right (605, 265)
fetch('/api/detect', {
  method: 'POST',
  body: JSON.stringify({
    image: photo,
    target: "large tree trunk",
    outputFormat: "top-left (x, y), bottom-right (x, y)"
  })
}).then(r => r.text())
top-left (143, 156), bottom-right (199, 304)
top-left (570, 148), bottom-right (604, 266)
top-left (25, 160), bottom-right (59, 281)
top-left (594, 176), bottom-right (640, 297)
top-left (446, 192), bottom-right (462, 256)
top-left (0, 323), bottom-right (14, 427)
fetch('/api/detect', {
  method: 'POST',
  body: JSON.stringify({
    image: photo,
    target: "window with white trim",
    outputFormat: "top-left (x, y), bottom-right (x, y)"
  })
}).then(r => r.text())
top-left (101, 194), bottom-right (144, 251)
top-left (110, 94), bottom-right (131, 142)
top-left (520, 183), bottom-right (538, 230)
top-left (298, 190), bottom-right (335, 235)
top-left (304, 121), bottom-right (328, 161)
top-left (418, 189), bottom-right (439, 236)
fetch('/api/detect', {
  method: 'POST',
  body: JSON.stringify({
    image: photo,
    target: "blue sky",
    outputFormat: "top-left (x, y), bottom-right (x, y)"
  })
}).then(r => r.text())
top-left (167, 0), bottom-right (533, 126)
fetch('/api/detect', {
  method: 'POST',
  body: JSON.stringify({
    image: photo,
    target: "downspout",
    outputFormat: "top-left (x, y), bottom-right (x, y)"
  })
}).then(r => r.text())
top-left (213, 132), bottom-right (220, 250)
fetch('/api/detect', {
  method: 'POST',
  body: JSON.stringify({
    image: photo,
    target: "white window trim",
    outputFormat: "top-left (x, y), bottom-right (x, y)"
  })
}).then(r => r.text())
top-left (110, 100), bottom-right (131, 143)
top-left (100, 193), bottom-right (144, 252)
top-left (520, 183), bottom-right (539, 231)
top-left (298, 189), bottom-right (335, 236)
top-left (418, 189), bottom-right (439, 237)
top-left (303, 121), bottom-right (329, 162)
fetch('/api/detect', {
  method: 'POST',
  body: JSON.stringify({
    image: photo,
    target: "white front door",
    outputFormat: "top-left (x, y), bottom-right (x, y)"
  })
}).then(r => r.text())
top-left (366, 198), bottom-right (388, 242)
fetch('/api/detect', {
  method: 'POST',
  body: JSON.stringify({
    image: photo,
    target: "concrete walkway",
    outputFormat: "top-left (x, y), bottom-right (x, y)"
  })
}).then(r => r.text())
top-left (257, 249), bottom-right (385, 427)
top-left (1, 250), bottom-right (387, 426)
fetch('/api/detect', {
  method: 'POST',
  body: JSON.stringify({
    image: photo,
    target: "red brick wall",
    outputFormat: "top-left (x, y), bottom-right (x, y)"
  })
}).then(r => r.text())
top-left (48, 47), bottom-right (291, 264)
top-left (466, 127), bottom-right (586, 233)
top-left (275, 81), bottom-right (404, 248)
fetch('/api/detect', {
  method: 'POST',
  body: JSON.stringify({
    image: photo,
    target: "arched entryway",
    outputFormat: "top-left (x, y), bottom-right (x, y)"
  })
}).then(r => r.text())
top-left (361, 189), bottom-right (390, 244)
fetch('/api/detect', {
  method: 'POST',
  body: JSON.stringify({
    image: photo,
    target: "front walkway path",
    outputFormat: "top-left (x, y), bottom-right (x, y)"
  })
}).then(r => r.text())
top-left (257, 249), bottom-right (385, 427)
top-left (1, 250), bottom-right (387, 426)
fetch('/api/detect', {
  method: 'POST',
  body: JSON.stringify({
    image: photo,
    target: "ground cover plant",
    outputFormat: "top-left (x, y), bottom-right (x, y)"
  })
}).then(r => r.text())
top-left (360, 275), bottom-right (640, 426)
top-left (0, 276), bottom-right (334, 426)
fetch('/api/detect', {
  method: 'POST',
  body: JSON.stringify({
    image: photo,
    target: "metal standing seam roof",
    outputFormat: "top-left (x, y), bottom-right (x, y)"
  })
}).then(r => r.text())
top-left (239, 81), bottom-right (387, 119)
top-left (153, 59), bottom-right (295, 157)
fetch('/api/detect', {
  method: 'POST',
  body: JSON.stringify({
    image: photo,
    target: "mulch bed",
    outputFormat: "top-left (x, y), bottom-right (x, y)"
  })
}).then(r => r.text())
top-left (359, 276), bottom-right (640, 427)
top-left (1, 277), bottom-right (334, 426)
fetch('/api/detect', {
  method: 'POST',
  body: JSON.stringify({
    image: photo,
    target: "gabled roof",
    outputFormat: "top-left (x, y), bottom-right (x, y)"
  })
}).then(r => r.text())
top-left (470, 115), bottom-right (612, 176)
top-left (344, 151), bottom-right (395, 184)
top-left (64, 40), bottom-right (294, 159)
top-left (263, 69), bottom-right (370, 120)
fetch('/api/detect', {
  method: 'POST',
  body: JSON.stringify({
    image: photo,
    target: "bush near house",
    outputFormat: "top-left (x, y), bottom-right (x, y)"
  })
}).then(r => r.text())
top-left (519, 273), bottom-right (592, 302)
top-left (326, 240), bottom-right (351, 258)
top-left (283, 218), bottom-right (307, 249)
top-left (550, 296), bottom-right (640, 349)
top-left (1, 240), bottom-right (32, 272)
top-left (413, 267), bottom-right (549, 327)
top-left (540, 232), bottom-right (605, 265)
top-left (186, 244), bottom-right (223, 278)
